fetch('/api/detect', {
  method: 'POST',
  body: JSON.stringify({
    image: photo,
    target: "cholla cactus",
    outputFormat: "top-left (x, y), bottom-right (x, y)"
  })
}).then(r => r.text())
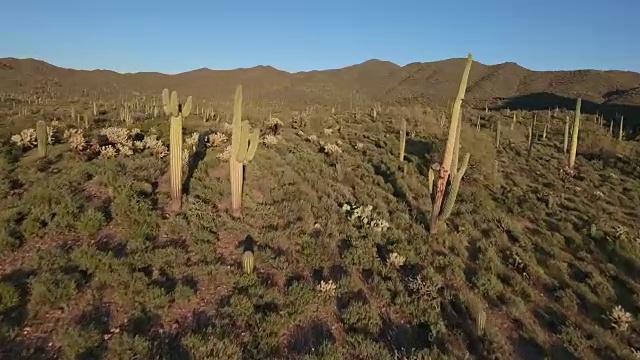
top-left (64, 129), bottom-right (87, 151)
top-left (217, 145), bottom-right (232, 161)
top-left (144, 135), bottom-right (168, 158)
top-left (341, 203), bottom-right (389, 232)
top-left (11, 128), bottom-right (37, 149)
top-left (99, 145), bottom-right (117, 159)
top-left (261, 134), bottom-right (279, 146)
top-left (185, 132), bottom-right (199, 152)
top-left (116, 144), bottom-right (133, 157)
top-left (266, 117), bottom-right (283, 135)
top-left (608, 305), bottom-right (632, 331)
top-left (316, 280), bottom-right (337, 296)
top-left (100, 127), bottom-right (133, 147)
top-left (206, 132), bottom-right (228, 147)
top-left (322, 143), bottom-right (342, 156)
top-left (387, 252), bottom-right (406, 268)
top-left (266, 117), bottom-right (283, 128)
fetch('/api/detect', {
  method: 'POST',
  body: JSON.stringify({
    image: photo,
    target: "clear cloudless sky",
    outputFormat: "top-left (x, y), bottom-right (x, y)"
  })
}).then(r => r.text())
top-left (0, 0), bottom-right (637, 74)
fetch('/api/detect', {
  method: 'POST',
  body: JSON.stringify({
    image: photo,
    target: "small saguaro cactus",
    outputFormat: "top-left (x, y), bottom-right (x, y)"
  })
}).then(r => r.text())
top-left (230, 84), bottom-right (260, 217)
top-left (36, 120), bottom-right (48, 158)
top-left (242, 250), bottom-right (255, 275)
top-left (429, 53), bottom-right (473, 234)
top-left (568, 98), bottom-right (581, 170)
top-left (162, 88), bottom-right (193, 212)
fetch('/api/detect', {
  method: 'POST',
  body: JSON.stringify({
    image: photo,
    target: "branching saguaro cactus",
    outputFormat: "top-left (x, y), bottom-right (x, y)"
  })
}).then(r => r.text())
top-left (230, 84), bottom-right (260, 217)
top-left (36, 120), bottom-right (48, 158)
top-left (568, 98), bottom-right (581, 170)
top-left (162, 88), bottom-right (192, 212)
top-left (429, 53), bottom-right (473, 234)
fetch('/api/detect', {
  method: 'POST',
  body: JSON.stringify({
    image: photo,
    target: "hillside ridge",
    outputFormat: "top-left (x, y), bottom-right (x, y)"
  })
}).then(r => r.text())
top-left (2, 56), bottom-right (640, 113)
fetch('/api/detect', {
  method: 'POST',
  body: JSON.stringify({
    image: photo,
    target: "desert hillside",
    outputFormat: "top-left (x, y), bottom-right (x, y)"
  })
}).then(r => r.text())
top-left (1, 54), bottom-right (640, 359)
top-left (2, 57), bottom-right (640, 117)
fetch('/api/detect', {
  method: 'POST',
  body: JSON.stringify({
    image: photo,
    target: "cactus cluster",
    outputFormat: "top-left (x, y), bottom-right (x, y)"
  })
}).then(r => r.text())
top-left (162, 88), bottom-right (192, 212)
top-left (428, 53), bottom-right (473, 234)
top-left (229, 84), bottom-right (260, 217)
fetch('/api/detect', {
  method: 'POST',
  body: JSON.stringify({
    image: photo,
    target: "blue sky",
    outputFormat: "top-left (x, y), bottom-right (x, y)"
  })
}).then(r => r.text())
top-left (0, 0), bottom-right (637, 74)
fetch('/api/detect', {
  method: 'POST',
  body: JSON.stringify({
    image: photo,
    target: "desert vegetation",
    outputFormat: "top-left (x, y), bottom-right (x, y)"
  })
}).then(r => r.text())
top-left (0, 53), bottom-right (639, 359)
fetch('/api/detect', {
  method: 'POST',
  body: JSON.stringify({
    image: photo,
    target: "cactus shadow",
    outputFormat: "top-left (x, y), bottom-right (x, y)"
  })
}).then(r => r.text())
top-left (404, 137), bottom-right (439, 175)
top-left (183, 130), bottom-right (212, 195)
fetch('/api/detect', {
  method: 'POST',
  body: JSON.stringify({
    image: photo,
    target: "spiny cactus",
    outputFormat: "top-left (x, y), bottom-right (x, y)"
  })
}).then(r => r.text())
top-left (527, 119), bottom-right (535, 159)
top-left (563, 116), bottom-right (570, 153)
top-left (429, 53), bottom-right (473, 234)
top-left (230, 84), bottom-right (259, 217)
top-left (36, 120), bottom-right (48, 158)
top-left (399, 118), bottom-right (406, 174)
top-left (568, 98), bottom-right (581, 169)
top-left (242, 250), bottom-right (255, 275)
top-left (495, 119), bottom-right (501, 148)
top-left (162, 88), bottom-right (192, 212)
top-left (618, 115), bottom-right (624, 141)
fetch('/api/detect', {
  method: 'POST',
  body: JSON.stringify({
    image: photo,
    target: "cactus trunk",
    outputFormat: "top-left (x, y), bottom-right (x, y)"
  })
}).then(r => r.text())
top-left (399, 118), bottom-right (406, 174)
top-left (161, 88), bottom-right (192, 214)
top-left (229, 84), bottom-right (259, 217)
top-left (399, 118), bottom-right (406, 162)
top-left (568, 98), bottom-right (581, 169)
top-left (242, 251), bottom-right (255, 274)
top-left (618, 115), bottom-right (624, 141)
top-left (36, 120), bottom-right (48, 158)
top-left (169, 115), bottom-right (183, 208)
top-left (563, 116), bottom-right (570, 153)
top-left (430, 53), bottom-right (473, 235)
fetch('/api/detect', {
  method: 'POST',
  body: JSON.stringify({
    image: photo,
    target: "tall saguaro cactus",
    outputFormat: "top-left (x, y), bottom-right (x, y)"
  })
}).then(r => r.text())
top-left (399, 118), bottom-right (406, 174)
top-left (429, 53), bottom-right (473, 234)
top-left (36, 120), bottom-right (48, 158)
top-left (162, 88), bottom-right (192, 212)
top-left (568, 98), bottom-right (581, 170)
top-left (563, 116), bottom-right (570, 153)
top-left (230, 84), bottom-right (260, 217)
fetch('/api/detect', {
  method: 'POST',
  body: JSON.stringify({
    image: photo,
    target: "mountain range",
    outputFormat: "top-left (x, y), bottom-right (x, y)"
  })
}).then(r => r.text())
top-left (1, 56), bottom-right (639, 119)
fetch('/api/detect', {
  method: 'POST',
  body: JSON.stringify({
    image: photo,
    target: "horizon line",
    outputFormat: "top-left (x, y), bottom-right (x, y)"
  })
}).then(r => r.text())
top-left (2, 56), bottom-right (638, 77)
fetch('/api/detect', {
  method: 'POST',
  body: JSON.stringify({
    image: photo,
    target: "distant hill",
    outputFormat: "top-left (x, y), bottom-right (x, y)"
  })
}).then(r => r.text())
top-left (1, 56), bottom-right (640, 118)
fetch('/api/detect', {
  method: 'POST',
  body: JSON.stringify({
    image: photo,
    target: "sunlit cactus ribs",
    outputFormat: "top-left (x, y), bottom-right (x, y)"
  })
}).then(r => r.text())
top-left (229, 84), bottom-right (260, 218)
top-left (162, 88), bottom-right (192, 213)
top-left (428, 53), bottom-right (473, 234)
top-left (36, 120), bottom-right (48, 158)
